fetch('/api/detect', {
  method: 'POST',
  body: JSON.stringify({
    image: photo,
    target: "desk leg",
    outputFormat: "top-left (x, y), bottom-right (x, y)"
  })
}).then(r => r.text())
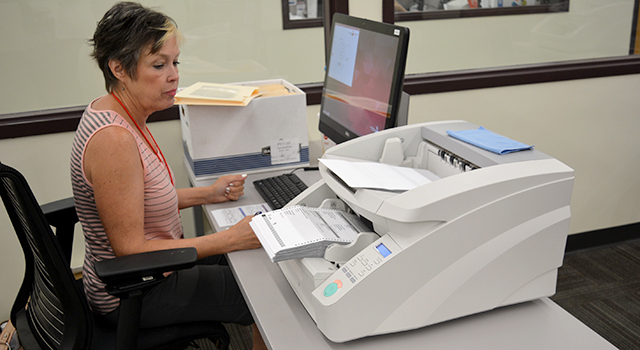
top-left (194, 205), bottom-right (205, 237)
top-left (187, 177), bottom-right (206, 237)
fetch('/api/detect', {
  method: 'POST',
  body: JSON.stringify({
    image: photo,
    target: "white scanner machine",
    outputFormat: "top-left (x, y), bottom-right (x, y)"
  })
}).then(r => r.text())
top-left (281, 120), bottom-right (574, 342)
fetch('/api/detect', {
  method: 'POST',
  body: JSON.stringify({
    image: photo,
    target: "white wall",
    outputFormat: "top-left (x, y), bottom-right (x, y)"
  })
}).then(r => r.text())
top-left (402, 0), bottom-right (635, 74)
top-left (0, 0), bottom-right (635, 115)
top-left (0, 0), bottom-right (326, 115)
top-left (406, 74), bottom-right (640, 234)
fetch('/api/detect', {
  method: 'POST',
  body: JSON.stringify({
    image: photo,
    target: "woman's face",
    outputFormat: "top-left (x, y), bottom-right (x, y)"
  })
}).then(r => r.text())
top-left (127, 35), bottom-right (180, 114)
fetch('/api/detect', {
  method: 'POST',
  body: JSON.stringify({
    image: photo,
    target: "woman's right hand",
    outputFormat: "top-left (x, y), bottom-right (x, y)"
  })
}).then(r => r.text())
top-left (227, 216), bottom-right (262, 251)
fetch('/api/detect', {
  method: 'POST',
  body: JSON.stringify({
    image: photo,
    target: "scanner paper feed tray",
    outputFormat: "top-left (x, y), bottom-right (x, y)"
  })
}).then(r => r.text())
top-left (250, 205), bottom-right (370, 262)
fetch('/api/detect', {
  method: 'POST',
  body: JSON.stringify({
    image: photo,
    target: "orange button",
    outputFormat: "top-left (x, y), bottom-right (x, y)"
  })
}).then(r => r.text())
top-left (334, 279), bottom-right (343, 288)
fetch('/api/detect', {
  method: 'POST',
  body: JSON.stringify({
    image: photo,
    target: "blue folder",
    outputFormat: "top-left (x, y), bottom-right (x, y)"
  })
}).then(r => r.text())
top-left (446, 127), bottom-right (533, 155)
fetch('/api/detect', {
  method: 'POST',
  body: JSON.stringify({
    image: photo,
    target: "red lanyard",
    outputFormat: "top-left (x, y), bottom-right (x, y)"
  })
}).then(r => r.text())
top-left (110, 92), bottom-right (174, 186)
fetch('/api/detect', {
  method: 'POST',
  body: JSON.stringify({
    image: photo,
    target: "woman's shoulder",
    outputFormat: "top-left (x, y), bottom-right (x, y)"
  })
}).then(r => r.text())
top-left (80, 96), bottom-right (130, 131)
top-left (85, 123), bottom-right (139, 170)
top-left (86, 95), bottom-right (121, 119)
top-left (81, 98), bottom-right (135, 145)
top-left (90, 120), bottom-right (137, 152)
top-left (88, 95), bottom-right (112, 112)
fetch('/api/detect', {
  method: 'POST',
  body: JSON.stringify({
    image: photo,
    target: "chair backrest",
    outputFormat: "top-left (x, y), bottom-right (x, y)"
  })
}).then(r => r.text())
top-left (0, 162), bottom-right (92, 350)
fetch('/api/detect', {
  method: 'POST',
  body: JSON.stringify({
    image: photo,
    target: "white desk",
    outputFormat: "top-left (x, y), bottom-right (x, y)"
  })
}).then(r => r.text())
top-left (188, 168), bottom-right (616, 350)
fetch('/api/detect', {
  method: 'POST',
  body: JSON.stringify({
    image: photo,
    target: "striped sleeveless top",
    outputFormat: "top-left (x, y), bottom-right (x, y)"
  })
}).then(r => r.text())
top-left (70, 98), bottom-right (183, 315)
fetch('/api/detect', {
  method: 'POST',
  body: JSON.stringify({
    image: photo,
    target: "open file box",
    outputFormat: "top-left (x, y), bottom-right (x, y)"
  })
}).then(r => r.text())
top-left (179, 79), bottom-right (310, 180)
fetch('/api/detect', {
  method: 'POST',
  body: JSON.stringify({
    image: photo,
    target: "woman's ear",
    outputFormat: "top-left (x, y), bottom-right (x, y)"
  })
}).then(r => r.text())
top-left (108, 59), bottom-right (126, 81)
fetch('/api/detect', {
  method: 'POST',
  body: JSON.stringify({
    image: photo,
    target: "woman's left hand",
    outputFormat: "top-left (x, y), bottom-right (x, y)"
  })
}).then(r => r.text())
top-left (208, 174), bottom-right (247, 203)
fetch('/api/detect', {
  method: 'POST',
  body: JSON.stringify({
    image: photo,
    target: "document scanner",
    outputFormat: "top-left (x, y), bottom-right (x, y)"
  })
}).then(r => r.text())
top-left (280, 120), bottom-right (574, 342)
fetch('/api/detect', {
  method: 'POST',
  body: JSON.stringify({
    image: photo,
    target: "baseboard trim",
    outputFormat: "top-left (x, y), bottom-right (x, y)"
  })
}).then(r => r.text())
top-left (566, 222), bottom-right (640, 253)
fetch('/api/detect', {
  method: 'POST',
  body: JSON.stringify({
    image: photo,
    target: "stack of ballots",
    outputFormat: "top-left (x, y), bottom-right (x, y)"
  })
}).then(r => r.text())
top-left (250, 206), bottom-right (370, 262)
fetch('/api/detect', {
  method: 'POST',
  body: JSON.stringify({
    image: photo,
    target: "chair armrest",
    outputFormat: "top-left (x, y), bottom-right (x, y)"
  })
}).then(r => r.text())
top-left (95, 248), bottom-right (198, 297)
top-left (40, 197), bottom-right (78, 263)
top-left (41, 197), bottom-right (78, 226)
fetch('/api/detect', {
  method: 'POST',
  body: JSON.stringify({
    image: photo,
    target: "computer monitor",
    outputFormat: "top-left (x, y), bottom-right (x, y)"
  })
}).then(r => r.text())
top-left (318, 13), bottom-right (410, 144)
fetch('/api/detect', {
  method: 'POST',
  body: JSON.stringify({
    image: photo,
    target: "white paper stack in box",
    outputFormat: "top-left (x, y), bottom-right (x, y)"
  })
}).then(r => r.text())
top-left (179, 79), bottom-right (309, 180)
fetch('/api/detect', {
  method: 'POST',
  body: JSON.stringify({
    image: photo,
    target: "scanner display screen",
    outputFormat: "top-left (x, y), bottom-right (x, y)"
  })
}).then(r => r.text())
top-left (376, 243), bottom-right (392, 258)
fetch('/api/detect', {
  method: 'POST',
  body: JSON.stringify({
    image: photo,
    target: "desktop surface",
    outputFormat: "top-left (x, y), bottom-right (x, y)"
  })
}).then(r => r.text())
top-left (189, 168), bottom-right (616, 350)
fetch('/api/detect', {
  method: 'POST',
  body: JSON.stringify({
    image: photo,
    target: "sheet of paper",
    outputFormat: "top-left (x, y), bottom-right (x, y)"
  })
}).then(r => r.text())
top-left (211, 203), bottom-right (270, 228)
top-left (319, 159), bottom-right (435, 191)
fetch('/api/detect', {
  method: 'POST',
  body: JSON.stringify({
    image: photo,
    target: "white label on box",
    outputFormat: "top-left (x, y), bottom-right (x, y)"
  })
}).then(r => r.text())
top-left (271, 138), bottom-right (300, 165)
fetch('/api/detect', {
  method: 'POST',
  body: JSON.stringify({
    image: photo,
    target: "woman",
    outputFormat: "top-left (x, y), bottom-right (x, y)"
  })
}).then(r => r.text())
top-left (70, 2), bottom-right (266, 349)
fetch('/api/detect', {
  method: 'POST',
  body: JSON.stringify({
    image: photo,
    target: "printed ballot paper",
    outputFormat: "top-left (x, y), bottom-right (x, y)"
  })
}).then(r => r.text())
top-left (250, 206), bottom-right (369, 262)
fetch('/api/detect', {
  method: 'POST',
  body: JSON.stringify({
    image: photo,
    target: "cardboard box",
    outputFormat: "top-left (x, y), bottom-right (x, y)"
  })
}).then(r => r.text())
top-left (179, 79), bottom-right (309, 180)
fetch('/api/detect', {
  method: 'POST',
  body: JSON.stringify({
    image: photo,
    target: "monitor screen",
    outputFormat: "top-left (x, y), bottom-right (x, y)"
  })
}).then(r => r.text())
top-left (318, 14), bottom-right (409, 144)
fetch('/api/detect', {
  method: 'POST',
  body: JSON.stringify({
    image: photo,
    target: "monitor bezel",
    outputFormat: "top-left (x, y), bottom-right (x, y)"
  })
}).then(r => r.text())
top-left (318, 13), bottom-right (410, 145)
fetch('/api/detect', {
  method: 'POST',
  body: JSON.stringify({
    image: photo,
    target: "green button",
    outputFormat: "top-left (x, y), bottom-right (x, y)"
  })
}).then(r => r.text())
top-left (324, 282), bottom-right (339, 297)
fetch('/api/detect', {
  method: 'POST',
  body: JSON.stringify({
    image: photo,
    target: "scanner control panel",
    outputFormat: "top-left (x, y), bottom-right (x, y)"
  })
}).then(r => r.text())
top-left (313, 235), bottom-right (402, 306)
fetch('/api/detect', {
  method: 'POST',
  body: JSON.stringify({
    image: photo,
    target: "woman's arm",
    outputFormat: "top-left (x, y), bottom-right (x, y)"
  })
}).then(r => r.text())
top-left (176, 174), bottom-right (247, 209)
top-left (84, 127), bottom-right (260, 259)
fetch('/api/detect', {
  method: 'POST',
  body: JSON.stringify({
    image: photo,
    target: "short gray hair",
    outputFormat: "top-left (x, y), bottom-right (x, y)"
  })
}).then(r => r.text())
top-left (90, 2), bottom-right (183, 92)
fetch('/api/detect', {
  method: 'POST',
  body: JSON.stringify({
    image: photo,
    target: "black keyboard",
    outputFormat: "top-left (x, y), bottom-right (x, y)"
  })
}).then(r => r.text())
top-left (253, 173), bottom-right (308, 210)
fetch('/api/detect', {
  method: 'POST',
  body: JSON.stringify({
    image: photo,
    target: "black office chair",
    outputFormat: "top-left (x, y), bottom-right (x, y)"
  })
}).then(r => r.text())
top-left (0, 162), bottom-right (230, 350)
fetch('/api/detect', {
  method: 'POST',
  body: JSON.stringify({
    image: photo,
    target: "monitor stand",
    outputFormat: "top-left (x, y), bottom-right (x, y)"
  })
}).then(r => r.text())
top-left (397, 91), bottom-right (410, 128)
